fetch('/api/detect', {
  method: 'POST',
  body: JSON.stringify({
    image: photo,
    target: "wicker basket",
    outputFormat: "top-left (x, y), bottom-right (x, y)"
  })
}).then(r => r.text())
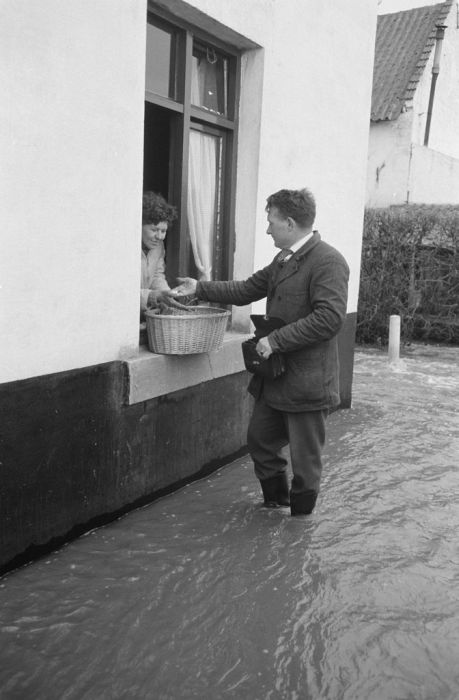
top-left (145, 305), bottom-right (230, 355)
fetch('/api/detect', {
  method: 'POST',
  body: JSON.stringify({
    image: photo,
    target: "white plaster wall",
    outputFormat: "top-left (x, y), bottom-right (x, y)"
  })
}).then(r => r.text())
top-left (408, 143), bottom-right (459, 203)
top-left (366, 13), bottom-right (459, 210)
top-left (366, 3), bottom-right (459, 207)
top-left (0, 1), bottom-right (146, 383)
top-left (366, 114), bottom-right (413, 206)
top-left (411, 6), bottom-right (459, 159)
top-left (186, 0), bottom-right (378, 316)
top-left (1, 0), bottom-right (377, 383)
top-left (366, 4), bottom-right (459, 209)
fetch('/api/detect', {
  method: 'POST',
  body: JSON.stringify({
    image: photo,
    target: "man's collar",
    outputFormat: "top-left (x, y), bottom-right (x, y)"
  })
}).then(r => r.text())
top-left (289, 230), bottom-right (314, 254)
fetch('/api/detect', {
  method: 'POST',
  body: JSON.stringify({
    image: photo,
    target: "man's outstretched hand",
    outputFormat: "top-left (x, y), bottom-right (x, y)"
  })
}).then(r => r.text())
top-left (169, 277), bottom-right (198, 297)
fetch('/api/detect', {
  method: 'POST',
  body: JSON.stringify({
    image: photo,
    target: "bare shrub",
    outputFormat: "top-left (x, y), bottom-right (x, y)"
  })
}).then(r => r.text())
top-left (356, 205), bottom-right (459, 345)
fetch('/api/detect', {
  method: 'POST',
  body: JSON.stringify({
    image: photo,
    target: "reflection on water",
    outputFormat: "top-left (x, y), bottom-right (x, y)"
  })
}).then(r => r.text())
top-left (1, 347), bottom-right (459, 700)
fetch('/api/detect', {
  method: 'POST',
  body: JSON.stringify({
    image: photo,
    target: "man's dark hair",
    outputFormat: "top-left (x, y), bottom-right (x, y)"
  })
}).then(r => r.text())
top-left (142, 191), bottom-right (178, 225)
top-left (265, 188), bottom-right (316, 228)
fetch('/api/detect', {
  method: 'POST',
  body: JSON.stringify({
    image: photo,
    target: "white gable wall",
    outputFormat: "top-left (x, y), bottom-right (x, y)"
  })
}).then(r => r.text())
top-left (411, 9), bottom-right (459, 159)
top-left (366, 112), bottom-right (413, 206)
top-left (408, 144), bottom-right (459, 202)
top-left (407, 6), bottom-right (459, 203)
top-left (366, 4), bottom-right (459, 207)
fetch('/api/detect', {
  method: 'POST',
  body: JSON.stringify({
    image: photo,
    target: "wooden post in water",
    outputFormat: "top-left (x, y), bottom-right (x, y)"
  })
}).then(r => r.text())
top-left (388, 315), bottom-right (400, 363)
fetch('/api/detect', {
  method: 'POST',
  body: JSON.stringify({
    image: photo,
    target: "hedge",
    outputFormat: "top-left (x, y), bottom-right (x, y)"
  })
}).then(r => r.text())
top-left (356, 205), bottom-right (459, 345)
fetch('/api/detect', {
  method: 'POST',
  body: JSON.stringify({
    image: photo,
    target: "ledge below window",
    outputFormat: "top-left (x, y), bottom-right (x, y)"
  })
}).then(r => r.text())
top-left (125, 331), bottom-right (251, 404)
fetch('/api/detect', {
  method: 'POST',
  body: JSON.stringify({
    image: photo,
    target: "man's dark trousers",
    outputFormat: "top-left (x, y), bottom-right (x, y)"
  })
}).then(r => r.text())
top-left (247, 396), bottom-right (327, 503)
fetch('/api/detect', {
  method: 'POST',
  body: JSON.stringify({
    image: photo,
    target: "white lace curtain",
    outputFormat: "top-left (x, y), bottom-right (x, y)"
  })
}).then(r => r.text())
top-left (187, 129), bottom-right (218, 281)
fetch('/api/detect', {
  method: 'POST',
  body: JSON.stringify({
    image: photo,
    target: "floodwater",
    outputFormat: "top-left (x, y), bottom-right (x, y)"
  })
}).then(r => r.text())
top-left (1, 346), bottom-right (459, 700)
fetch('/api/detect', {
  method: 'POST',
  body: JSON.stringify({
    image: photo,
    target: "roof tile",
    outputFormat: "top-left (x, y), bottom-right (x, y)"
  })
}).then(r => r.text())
top-left (371, 1), bottom-right (452, 122)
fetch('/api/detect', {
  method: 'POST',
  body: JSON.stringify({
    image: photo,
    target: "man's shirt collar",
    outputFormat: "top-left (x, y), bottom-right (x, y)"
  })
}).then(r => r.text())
top-left (289, 231), bottom-right (314, 255)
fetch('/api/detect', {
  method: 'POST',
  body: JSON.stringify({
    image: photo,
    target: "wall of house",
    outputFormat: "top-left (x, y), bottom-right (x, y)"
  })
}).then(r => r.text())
top-left (366, 110), bottom-right (459, 207)
top-left (411, 7), bottom-right (459, 159)
top-left (0, 364), bottom-right (253, 575)
top-left (0, 0), bottom-right (146, 385)
top-left (409, 8), bottom-right (459, 203)
top-left (212, 0), bottom-right (376, 318)
top-left (366, 3), bottom-right (459, 208)
top-left (1, 0), bottom-right (376, 385)
top-left (366, 113), bottom-right (413, 206)
top-left (0, 0), bottom-right (377, 573)
top-left (408, 143), bottom-right (459, 203)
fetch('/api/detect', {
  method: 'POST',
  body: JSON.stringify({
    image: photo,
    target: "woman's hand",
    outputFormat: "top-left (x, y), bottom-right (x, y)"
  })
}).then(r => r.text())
top-left (147, 290), bottom-right (188, 309)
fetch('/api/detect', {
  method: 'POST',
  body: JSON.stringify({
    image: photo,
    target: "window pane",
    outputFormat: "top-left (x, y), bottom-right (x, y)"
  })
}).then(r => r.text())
top-left (145, 22), bottom-right (176, 99)
top-left (187, 129), bottom-right (223, 280)
top-left (143, 102), bottom-right (171, 197)
top-left (191, 44), bottom-right (228, 116)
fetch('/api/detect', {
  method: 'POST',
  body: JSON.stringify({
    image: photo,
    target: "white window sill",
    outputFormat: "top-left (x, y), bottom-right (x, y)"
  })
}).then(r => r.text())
top-left (125, 331), bottom-right (251, 404)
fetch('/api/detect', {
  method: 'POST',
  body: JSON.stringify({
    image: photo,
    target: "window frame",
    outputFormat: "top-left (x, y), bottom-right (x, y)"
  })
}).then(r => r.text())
top-left (145, 7), bottom-right (240, 285)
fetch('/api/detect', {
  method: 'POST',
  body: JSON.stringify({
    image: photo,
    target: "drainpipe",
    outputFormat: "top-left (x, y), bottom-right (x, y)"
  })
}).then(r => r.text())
top-left (424, 24), bottom-right (447, 146)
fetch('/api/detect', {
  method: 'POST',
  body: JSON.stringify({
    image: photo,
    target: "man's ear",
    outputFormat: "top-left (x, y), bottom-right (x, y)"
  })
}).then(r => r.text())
top-left (286, 216), bottom-right (296, 230)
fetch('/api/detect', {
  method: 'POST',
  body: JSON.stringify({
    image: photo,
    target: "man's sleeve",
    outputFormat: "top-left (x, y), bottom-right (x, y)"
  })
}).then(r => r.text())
top-left (197, 266), bottom-right (271, 306)
top-left (269, 254), bottom-right (349, 352)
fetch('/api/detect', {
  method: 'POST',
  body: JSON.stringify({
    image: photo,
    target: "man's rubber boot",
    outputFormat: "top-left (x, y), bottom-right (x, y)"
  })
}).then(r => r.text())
top-left (290, 490), bottom-right (317, 516)
top-left (260, 473), bottom-right (290, 508)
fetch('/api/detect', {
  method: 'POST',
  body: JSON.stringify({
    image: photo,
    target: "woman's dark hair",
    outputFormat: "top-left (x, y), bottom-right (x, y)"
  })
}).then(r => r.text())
top-left (265, 188), bottom-right (316, 228)
top-left (142, 191), bottom-right (178, 225)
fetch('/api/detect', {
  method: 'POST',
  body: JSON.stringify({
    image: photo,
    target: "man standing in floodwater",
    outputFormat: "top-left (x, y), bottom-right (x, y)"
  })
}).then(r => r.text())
top-left (170, 188), bottom-right (349, 516)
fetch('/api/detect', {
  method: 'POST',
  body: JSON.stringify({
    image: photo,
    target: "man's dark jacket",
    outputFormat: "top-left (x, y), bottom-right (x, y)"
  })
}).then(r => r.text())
top-left (197, 232), bottom-right (349, 412)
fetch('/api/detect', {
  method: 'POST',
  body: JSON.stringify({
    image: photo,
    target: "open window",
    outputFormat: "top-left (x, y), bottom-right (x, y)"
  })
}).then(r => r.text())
top-left (142, 10), bottom-right (239, 326)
